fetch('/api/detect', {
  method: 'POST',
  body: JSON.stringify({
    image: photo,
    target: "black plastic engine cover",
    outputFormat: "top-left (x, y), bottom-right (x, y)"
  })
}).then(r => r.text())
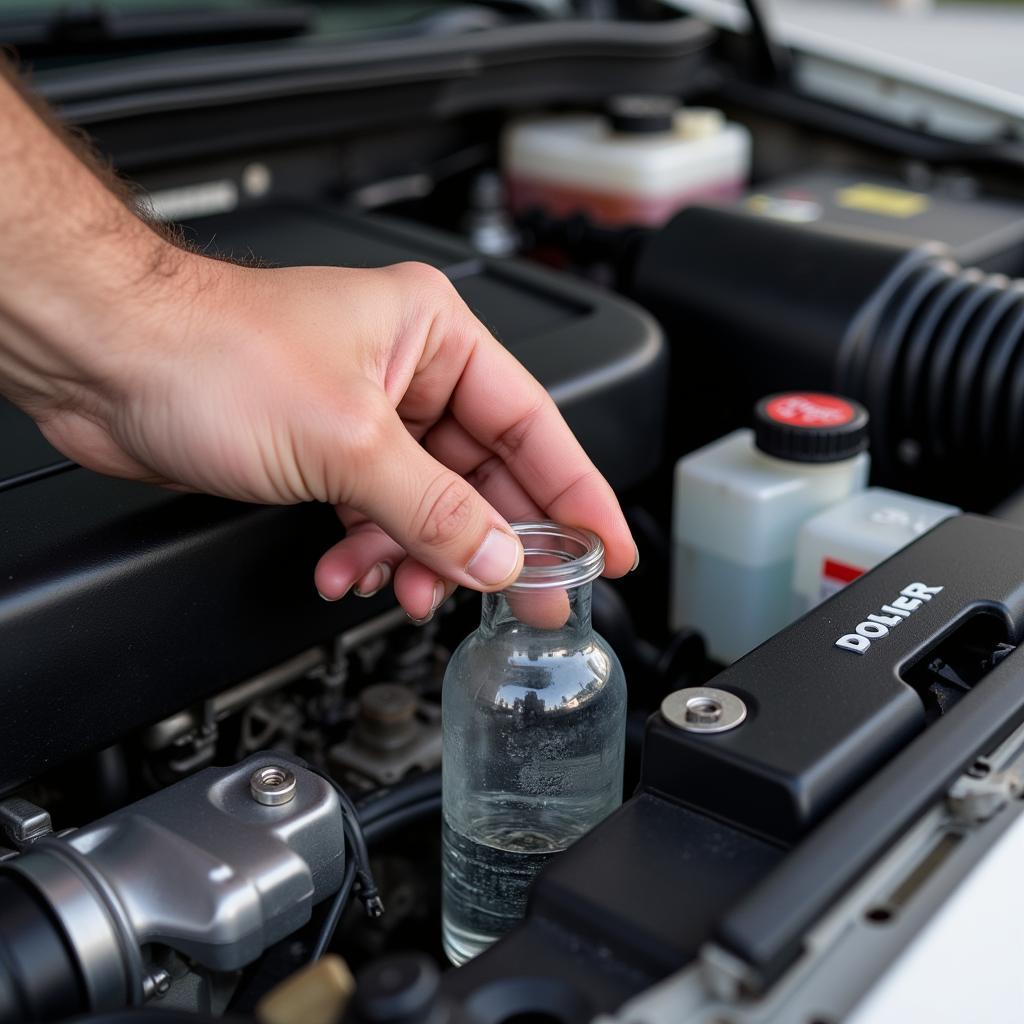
top-left (439, 514), bottom-right (1024, 1021)
top-left (643, 513), bottom-right (1024, 841)
top-left (0, 205), bottom-right (665, 790)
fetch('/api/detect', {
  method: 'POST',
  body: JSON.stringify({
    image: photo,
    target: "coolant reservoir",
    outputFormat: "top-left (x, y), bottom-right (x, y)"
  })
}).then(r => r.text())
top-left (441, 522), bottom-right (626, 965)
top-left (792, 487), bottom-right (960, 614)
top-left (671, 394), bottom-right (870, 664)
top-left (502, 96), bottom-right (751, 227)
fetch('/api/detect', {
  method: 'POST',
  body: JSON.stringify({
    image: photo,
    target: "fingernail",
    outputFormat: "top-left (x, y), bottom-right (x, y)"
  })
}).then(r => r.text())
top-left (631, 543), bottom-right (640, 573)
top-left (317, 587), bottom-right (346, 603)
top-left (355, 562), bottom-right (392, 598)
top-left (408, 580), bottom-right (446, 626)
top-left (467, 529), bottom-right (522, 586)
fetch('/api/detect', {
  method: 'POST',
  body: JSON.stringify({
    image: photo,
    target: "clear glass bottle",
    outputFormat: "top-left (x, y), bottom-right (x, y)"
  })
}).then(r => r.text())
top-left (441, 522), bottom-right (627, 966)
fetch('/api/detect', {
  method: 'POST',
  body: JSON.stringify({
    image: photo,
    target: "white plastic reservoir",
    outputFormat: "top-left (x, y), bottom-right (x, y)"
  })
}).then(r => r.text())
top-left (502, 97), bottom-right (751, 228)
top-left (792, 487), bottom-right (960, 614)
top-left (671, 394), bottom-right (871, 664)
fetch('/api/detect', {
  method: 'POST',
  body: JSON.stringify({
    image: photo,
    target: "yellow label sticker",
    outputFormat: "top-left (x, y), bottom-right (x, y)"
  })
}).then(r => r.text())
top-left (836, 183), bottom-right (929, 219)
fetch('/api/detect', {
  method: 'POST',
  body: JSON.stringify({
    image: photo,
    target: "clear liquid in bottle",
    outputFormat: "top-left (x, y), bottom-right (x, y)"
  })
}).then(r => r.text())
top-left (441, 522), bottom-right (627, 965)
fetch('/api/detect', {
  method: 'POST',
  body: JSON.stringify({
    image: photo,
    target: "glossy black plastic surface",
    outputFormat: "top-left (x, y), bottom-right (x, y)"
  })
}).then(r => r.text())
top-left (0, 206), bottom-right (664, 790)
top-left (642, 515), bottom-right (1024, 841)
top-left (438, 515), bottom-right (1024, 1019)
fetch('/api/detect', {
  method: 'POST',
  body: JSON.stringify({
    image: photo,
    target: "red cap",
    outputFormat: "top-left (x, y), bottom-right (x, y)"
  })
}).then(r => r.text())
top-left (754, 392), bottom-right (869, 462)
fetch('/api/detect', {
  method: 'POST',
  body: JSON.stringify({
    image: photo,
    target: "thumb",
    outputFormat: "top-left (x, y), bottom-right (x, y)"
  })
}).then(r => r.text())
top-left (347, 413), bottom-right (524, 591)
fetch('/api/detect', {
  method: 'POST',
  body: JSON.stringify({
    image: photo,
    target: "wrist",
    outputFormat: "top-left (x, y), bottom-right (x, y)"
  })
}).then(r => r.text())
top-left (0, 216), bottom-right (215, 418)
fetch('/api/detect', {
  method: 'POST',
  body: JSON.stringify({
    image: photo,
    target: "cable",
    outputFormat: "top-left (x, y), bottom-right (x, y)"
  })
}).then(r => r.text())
top-left (362, 795), bottom-right (443, 846)
top-left (283, 759), bottom-right (444, 959)
top-left (309, 854), bottom-right (357, 963)
top-left (269, 754), bottom-right (383, 960)
top-left (316, 769), bottom-right (385, 921)
top-left (306, 772), bottom-right (383, 962)
top-left (307, 768), bottom-right (447, 957)
top-left (740, 0), bottom-right (790, 83)
top-left (355, 770), bottom-right (442, 826)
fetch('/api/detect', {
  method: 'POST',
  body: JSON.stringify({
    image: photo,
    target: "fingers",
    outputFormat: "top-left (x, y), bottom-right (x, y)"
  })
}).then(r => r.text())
top-left (424, 415), bottom-right (544, 522)
top-left (314, 517), bottom-right (404, 601)
top-left (384, 264), bottom-right (633, 575)
top-left (393, 557), bottom-right (456, 624)
top-left (317, 419), bottom-right (543, 619)
top-left (314, 513), bottom-right (449, 620)
top-left (344, 407), bottom-right (525, 593)
top-left (447, 334), bottom-right (636, 577)
top-left (507, 587), bottom-right (572, 630)
top-left (318, 407), bottom-right (635, 622)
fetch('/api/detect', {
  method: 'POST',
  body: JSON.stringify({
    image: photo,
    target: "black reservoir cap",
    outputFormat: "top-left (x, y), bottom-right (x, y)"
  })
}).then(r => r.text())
top-left (754, 392), bottom-right (869, 463)
top-left (607, 94), bottom-right (678, 134)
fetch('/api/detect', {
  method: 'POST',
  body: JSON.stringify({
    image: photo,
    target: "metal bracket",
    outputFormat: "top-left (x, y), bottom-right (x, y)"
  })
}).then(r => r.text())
top-left (947, 759), bottom-right (1024, 824)
top-left (0, 797), bottom-right (53, 850)
top-left (698, 941), bottom-right (761, 1001)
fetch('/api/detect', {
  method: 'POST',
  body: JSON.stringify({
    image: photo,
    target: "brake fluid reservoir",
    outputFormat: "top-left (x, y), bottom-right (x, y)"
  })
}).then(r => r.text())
top-left (502, 97), bottom-right (750, 228)
top-left (792, 487), bottom-right (960, 614)
top-left (441, 522), bottom-right (626, 966)
top-left (671, 394), bottom-right (870, 664)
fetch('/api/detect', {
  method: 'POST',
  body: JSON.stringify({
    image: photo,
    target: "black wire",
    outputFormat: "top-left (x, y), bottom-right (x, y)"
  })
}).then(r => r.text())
top-left (318, 771), bottom-right (384, 913)
top-left (309, 854), bottom-right (357, 963)
top-left (0, 458), bottom-right (76, 494)
top-left (362, 795), bottom-right (443, 846)
top-left (267, 754), bottom-right (384, 960)
top-left (304, 773), bottom-right (444, 963)
top-left (355, 769), bottom-right (442, 826)
top-left (740, 0), bottom-right (790, 83)
top-left (305, 769), bottom-right (447, 958)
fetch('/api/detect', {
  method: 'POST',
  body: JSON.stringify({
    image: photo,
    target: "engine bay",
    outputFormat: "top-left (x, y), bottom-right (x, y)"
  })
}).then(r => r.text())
top-left (4, 5), bottom-right (1024, 1022)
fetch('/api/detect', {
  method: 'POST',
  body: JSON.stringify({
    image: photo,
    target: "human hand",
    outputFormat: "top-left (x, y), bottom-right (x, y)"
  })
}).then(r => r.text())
top-left (20, 253), bottom-right (636, 621)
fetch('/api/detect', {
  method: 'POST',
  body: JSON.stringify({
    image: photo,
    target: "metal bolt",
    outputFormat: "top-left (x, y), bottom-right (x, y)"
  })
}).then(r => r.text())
top-left (661, 687), bottom-right (747, 734)
top-left (685, 697), bottom-right (723, 725)
top-left (250, 765), bottom-right (297, 806)
top-left (142, 967), bottom-right (172, 1000)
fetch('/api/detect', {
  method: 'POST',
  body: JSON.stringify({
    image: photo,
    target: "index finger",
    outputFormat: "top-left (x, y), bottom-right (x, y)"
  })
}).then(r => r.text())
top-left (449, 333), bottom-right (636, 577)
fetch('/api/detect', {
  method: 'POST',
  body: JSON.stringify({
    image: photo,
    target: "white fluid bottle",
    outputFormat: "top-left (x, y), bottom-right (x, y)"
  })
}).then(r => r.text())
top-left (503, 97), bottom-right (751, 228)
top-left (671, 393), bottom-right (871, 663)
top-left (792, 487), bottom-right (960, 613)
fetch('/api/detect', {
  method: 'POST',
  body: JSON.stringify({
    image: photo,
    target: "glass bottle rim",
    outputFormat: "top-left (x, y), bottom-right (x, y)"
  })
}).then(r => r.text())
top-left (505, 520), bottom-right (604, 592)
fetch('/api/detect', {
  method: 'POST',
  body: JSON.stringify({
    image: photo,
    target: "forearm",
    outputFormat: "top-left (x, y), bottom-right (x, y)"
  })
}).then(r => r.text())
top-left (0, 67), bottom-right (187, 417)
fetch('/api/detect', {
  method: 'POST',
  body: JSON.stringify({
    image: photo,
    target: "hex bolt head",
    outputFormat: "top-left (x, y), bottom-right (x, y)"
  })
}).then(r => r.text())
top-left (661, 687), bottom-right (747, 734)
top-left (685, 697), bottom-right (723, 725)
top-left (143, 967), bottom-right (172, 1001)
top-left (250, 765), bottom-right (298, 806)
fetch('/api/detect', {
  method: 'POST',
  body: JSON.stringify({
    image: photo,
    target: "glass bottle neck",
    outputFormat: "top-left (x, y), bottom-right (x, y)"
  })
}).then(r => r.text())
top-left (479, 583), bottom-right (593, 642)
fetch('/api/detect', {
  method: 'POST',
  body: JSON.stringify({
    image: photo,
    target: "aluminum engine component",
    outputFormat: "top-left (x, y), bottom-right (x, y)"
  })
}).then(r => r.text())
top-left (660, 687), bottom-right (748, 734)
top-left (2, 753), bottom-right (345, 1014)
top-left (330, 682), bottom-right (442, 786)
top-left (250, 764), bottom-right (299, 806)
